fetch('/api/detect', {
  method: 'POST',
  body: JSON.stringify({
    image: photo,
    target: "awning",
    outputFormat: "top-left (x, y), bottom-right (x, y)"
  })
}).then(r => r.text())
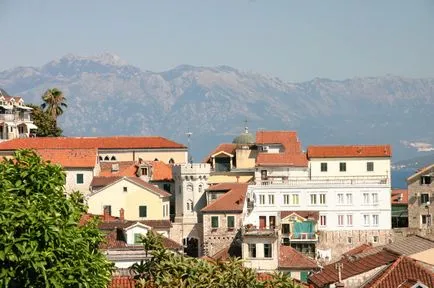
top-left (0, 105), bottom-right (13, 109)
top-left (26, 123), bottom-right (38, 129)
top-left (18, 106), bottom-right (32, 110)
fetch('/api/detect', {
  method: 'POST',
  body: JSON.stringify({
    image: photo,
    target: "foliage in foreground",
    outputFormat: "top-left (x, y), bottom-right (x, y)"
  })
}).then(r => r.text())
top-left (0, 150), bottom-right (113, 287)
top-left (130, 231), bottom-right (301, 288)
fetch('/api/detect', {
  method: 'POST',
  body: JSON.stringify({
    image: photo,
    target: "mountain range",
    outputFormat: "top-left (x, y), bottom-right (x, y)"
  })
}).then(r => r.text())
top-left (1, 52), bottom-right (433, 162)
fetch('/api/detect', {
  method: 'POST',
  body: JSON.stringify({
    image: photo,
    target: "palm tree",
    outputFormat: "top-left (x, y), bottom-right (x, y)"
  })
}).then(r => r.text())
top-left (41, 88), bottom-right (67, 122)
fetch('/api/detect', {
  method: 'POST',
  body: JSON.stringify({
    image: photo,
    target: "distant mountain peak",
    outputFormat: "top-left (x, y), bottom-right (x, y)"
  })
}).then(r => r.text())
top-left (52, 52), bottom-right (128, 67)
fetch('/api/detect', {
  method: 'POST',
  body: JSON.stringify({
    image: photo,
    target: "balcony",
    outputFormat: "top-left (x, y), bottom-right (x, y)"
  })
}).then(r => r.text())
top-left (242, 225), bottom-right (278, 237)
top-left (0, 113), bottom-right (32, 122)
top-left (282, 232), bottom-right (318, 242)
top-left (256, 175), bottom-right (389, 187)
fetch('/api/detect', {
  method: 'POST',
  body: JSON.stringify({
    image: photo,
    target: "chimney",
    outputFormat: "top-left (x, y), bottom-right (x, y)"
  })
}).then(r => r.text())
top-left (103, 206), bottom-right (111, 221)
top-left (119, 208), bottom-right (125, 221)
top-left (111, 163), bottom-right (119, 172)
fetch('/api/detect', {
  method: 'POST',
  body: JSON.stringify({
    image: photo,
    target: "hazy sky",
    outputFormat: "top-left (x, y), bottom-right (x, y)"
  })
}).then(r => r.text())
top-left (1, 0), bottom-right (434, 81)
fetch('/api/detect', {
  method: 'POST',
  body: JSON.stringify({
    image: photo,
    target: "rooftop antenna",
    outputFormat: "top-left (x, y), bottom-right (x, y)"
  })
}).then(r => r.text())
top-left (186, 129), bottom-right (193, 164)
top-left (244, 119), bottom-right (249, 134)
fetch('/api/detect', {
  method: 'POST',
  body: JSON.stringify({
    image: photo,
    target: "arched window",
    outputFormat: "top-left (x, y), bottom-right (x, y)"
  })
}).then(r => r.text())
top-left (186, 183), bottom-right (193, 193)
top-left (110, 156), bottom-right (117, 161)
top-left (198, 184), bottom-right (203, 193)
top-left (169, 158), bottom-right (175, 164)
top-left (104, 156), bottom-right (110, 161)
top-left (98, 156), bottom-right (103, 161)
top-left (186, 200), bottom-right (193, 212)
top-left (154, 158), bottom-right (159, 161)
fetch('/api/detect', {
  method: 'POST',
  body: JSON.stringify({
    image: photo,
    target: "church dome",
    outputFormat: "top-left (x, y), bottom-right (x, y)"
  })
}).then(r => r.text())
top-left (232, 126), bottom-right (255, 145)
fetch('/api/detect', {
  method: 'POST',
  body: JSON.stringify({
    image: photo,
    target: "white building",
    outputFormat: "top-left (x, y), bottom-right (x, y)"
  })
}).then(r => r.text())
top-left (242, 131), bottom-right (393, 264)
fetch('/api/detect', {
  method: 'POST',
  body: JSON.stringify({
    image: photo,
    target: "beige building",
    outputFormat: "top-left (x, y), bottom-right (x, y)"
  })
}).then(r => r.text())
top-left (87, 176), bottom-right (171, 221)
top-left (0, 136), bottom-right (188, 164)
top-left (407, 164), bottom-right (434, 230)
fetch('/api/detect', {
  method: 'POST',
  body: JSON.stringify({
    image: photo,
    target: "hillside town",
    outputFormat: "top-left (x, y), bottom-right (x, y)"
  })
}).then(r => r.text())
top-left (0, 92), bottom-right (433, 288)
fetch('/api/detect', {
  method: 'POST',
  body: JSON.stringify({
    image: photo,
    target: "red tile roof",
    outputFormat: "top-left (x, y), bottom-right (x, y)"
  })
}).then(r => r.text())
top-left (108, 276), bottom-right (135, 288)
top-left (35, 148), bottom-right (97, 168)
top-left (391, 189), bottom-right (408, 205)
top-left (308, 250), bottom-right (399, 287)
top-left (307, 145), bottom-right (391, 158)
top-left (201, 183), bottom-right (248, 213)
top-left (279, 245), bottom-right (318, 270)
top-left (280, 211), bottom-right (320, 222)
top-left (203, 143), bottom-right (237, 163)
top-left (255, 131), bottom-right (308, 167)
top-left (99, 161), bottom-right (137, 177)
top-left (0, 136), bottom-right (186, 150)
top-left (148, 161), bottom-right (173, 181)
top-left (343, 243), bottom-right (374, 257)
top-left (362, 256), bottom-right (434, 288)
top-left (256, 273), bottom-right (310, 288)
top-left (90, 176), bottom-right (171, 197)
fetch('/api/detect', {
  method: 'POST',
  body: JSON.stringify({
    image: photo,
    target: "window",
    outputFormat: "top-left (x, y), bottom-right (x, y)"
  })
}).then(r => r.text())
top-left (268, 195), bottom-right (275, 205)
top-left (259, 195), bottom-right (265, 205)
top-left (139, 206), bottom-right (147, 218)
top-left (346, 193), bottom-right (353, 204)
top-left (421, 215), bottom-right (432, 226)
top-left (261, 170), bottom-right (268, 180)
top-left (292, 194), bottom-right (300, 205)
top-left (363, 214), bottom-right (370, 226)
top-left (227, 216), bottom-right (235, 229)
top-left (163, 184), bottom-right (171, 192)
top-left (338, 215), bottom-right (344, 226)
top-left (283, 194), bottom-right (290, 205)
top-left (282, 224), bottom-right (290, 234)
top-left (421, 176), bottom-right (432, 185)
top-left (198, 184), bottom-right (203, 193)
top-left (421, 194), bottom-right (429, 204)
top-left (186, 200), bottom-right (193, 212)
top-left (211, 216), bottom-right (219, 228)
top-left (339, 162), bottom-right (346, 172)
top-left (123, 186), bottom-right (128, 192)
top-left (310, 194), bottom-right (317, 205)
top-left (373, 236), bottom-right (379, 243)
top-left (347, 215), bottom-right (353, 226)
top-left (163, 204), bottom-right (167, 217)
top-left (347, 237), bottom-right (353, 244)
top-left (363, 193), bottom-right (370, 204)
top-left (264, 244), bottom-right (272, 258)
top-left (134, 233), bottom-right (143, 244)
top-left (76, 173), bottom-right (84, 184)
top-left (337, 193), bottom-right (344, 204)
top-left (319, 194), bottom-right (326, 204)
top-left (104, 156), bottom-right (110, 161)
top-left (210, 193), bottom-right (218, 200)
top-left (248, 244), bottom-right (256, 258)
top-left (141, 167), bottom-right (148, 176)
top-left (372, 215), bottom-right (379, 226)
top-left (320, 215), bottom-right (327, 226)
top-left (367, 162), bottom-right (374, 172)
top-left (169, 158), bottom-right (175, 164)
top-left (372, 193), bottom-right (378, 204)
top-left (110, 156), bottom-right (116, 161)
top-left (103, 205), bottom-right (112, 216)
top-left (300, 271), bottom-right (309, 282)
top-left (321, 163), bottom-right (328, 172)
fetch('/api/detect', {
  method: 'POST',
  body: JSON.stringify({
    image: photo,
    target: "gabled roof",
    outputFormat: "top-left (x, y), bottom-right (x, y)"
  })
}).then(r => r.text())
top-left (99, 161), bottom-right (137, 177)
top-left (407, 163), bottom-right (434, 183)
top-left (343, 243), bottom-right (374, 257)
top-left (307, 145), bottom-right (391, 158)
top-left (385, 235), bottom-right (434, 256)
top-left (279, 245), bottom-right (318, 270)
top-left (255, 131), bottom-right (308, 167)
top-left (391, 189), bottom-right (408, 205)
top-left (90, 176), bottom-right (171, 197)
top-left (361, 256), bottom-right (434, 288)
top-left (35, 148), bottom-right (97, 168)
top-left (0, 136), bottom-right (186, 150)
top-left (203, 143), bottom-right (237, 163)
top-left (201, 183), bottom-right (248, 213)
top-left (280, 211), bottom-right (319, 222)
top-left (308, 250), bottom-right (399, 287)
top-left (147, 161), bottom-right (173, 181)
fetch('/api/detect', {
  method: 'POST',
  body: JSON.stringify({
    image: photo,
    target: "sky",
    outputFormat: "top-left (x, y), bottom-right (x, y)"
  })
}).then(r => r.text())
top-left (1, 0), bottom-right (434, 82)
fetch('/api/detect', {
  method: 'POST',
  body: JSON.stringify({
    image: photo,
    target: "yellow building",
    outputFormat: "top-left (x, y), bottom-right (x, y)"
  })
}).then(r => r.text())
top-left (87, 176), bottom-right (171, 221)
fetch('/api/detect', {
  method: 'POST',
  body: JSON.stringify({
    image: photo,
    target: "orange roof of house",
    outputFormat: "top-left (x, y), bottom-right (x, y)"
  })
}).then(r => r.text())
top-left (307, 145), bottom-right (391, 158)
top-left (99, 161), bottom-right (138, 177)
top-left (36, 148), bottom-right (97, 168)
top-left (90, 176), bottom-right (171, 197)
top-left (203, 143), bottom-right (237, 163)
top-left (108, 276), bottom-right (135, 288)
top-left (0, 136), bottom-right (186, 150)
top-left (279, 245), bottom-right (318, 270)
top-left (255, 131), bottom-right (308, 167)
top-left (149, 161), bottom-right (173, 181)
top-left (201, 183), bottom-right (248, 213)
top-left (391, 189), bottom-right (408, 205)
top-left (362, 256), bottom-right (434, 288)
top-left (343, 243), bottom-right (374, 257)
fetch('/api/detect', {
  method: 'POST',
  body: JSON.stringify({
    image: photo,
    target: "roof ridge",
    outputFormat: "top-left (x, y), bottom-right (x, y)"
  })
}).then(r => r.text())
top-left (369, 256), bottom-right (404, 287)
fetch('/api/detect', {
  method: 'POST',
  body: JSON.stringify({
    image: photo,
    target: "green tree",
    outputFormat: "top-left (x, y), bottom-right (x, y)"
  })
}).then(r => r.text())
top-left (41, 88), bottom-right (67, 123)
top-left (129, 231), bottom-right (301, 288)
top-left (0, 150), bottom-right (113, 287)
top-left (27, 104), bottom-right (63, 137)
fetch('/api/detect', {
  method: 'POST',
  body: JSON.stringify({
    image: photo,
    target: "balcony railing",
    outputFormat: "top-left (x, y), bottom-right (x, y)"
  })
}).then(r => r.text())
top-left (256, 175), bottom-right (389, 186)
top-left (242, 225), bottom-right (278, 237)
top-left (282, 232), bottom-right (318, 242)
top-left (0, 113), bottom-right (32, 122)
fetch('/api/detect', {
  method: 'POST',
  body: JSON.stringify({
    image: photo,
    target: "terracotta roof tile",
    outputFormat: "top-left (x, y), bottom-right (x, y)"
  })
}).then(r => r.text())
top-left (391, 189), bottom-right (408, 205)
top-left (279, 245), bottom-right (318, 269)
top-left (148, 161), bottom-right (173, 181)
top-left (99, 161), bottom-right (137, 177)
top-left (308, 250), bottom-right (399, 287)
top-left (362, 256), bottom-right (434, 288)
top-left (36, 148), bottom-right (97, 168)
top-left (255, 131), bottom-right (308, 167)
top-left (109, 276), bottom-right (135, 288)
top-left (307, 145), bottom-right (391, 158)
top-left (343, 243), bottom-right (374, 257)
top-left (90, 176), bottom-right (171, 197)
top-left (201, 183), bottom-right (248, 213)
top-left (0, 136), bottom-right (186, 150)
top-left (203, 143), bottom-right (237, 163)
top-left (280, 211), bottom-right (320, 222)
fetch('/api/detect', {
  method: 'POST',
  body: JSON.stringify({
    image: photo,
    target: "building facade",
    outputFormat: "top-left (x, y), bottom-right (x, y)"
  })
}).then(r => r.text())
top-left (408, 164), bottom-right (434, 230)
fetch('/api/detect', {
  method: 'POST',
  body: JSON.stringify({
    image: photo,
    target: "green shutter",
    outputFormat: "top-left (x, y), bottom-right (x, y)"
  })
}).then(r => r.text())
top-left (227, 216), bottom-right (235, 228)
top-left (211, 216), bottom-right (219, 228)
top-left (139, 206), bottom-right (147, 218)
top-left (76, 174), bottom-right (84, 184)
top-left (134, 233), bottom-right (142, 244)
top-left (300, 271), bottom-right (308, 282)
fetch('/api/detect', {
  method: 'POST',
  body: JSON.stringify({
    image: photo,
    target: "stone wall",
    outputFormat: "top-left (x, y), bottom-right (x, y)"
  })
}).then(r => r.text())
top-left (343, 265), bottom-right (387, 288)
top-left (408, 176), bottom-right (434, 229)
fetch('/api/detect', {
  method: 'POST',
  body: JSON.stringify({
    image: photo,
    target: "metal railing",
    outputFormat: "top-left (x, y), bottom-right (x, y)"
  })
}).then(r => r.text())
top-left (257, 175), bottom-right (389, 186)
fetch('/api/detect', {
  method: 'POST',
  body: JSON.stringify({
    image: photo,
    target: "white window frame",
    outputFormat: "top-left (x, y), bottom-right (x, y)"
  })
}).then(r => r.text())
top-left (337, 215), bottom-right (344, 226)
top-left (283, 194), bottom-right (290, 205)
top-left (292, 194), bottom-right (300, 205)
top-left (363, 214), bottom-right (370, 226)
top-left (319, 194), bottom-right (326, 205)
top-left (310, 194), bottom-right (317, 205)
top-left (337, 193), bottom-right (344, 205)
top-left (346, 193), bottom-right (353, 205)
top-left (346, 214), bottom-right (353, 226)
top-left (372, 214), bottom-right (379, 226)
top-left (268, 194), bottom-right (275, 205)
top-left (320, 215), bottom-right (327, 227)
top-left (259, 194), bottom-right (265, 205)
